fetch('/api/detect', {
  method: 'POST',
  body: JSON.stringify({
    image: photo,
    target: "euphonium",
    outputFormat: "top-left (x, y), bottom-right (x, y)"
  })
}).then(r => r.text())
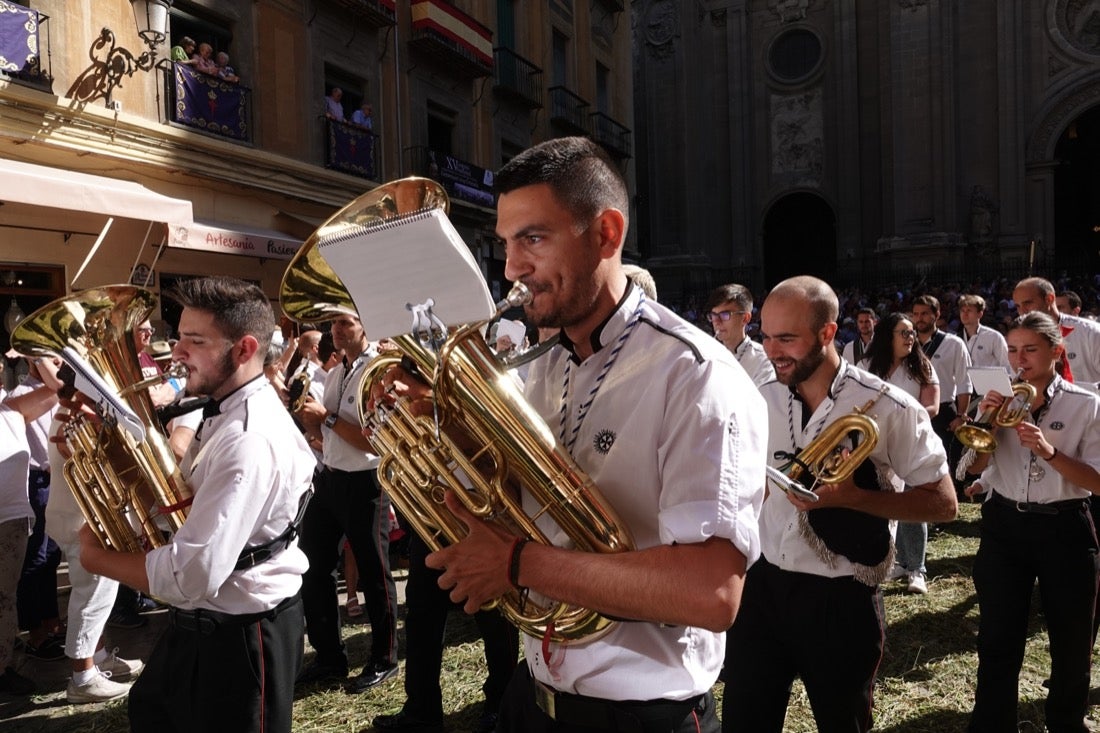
top-left (766, 387), bottom-right (885, 499)
top-left (279, 177), bottom-right (635, 643)
top-left (10, 285), bottom-right (193, 554)
top-left (955, 368), bottom-right (1037, 453)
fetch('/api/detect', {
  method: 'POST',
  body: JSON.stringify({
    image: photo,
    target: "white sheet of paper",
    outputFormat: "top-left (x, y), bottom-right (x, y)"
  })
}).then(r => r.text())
top-left (968, 366), bottom-right (1014, 396)
top-left (316, 208), bottom-right (495, 340)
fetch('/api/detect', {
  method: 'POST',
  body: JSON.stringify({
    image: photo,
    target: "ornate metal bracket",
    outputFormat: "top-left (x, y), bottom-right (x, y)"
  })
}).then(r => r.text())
top-left (65, 28), bottom-right (158, 108)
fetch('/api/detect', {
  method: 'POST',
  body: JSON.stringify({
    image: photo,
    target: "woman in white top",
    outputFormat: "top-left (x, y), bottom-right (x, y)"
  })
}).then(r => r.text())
top-left (963, 312), bottom-right (1100, 733)
top-left (865, 312), bottom-right (939, 594)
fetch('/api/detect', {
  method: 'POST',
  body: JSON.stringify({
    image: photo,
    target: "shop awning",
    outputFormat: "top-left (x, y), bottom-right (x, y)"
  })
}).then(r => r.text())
top-left (0, 157), bottom-right (194, 229)
top-left (168, 220), bottom-right (302, 260)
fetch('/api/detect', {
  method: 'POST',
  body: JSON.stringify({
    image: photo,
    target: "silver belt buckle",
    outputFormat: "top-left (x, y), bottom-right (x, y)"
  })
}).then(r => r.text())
top-left (533, 679), bottom-right (557, 720)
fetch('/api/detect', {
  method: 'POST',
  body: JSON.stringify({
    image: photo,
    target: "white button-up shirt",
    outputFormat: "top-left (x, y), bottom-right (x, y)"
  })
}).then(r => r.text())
top-left (146, 376), bottom-right (315, 614)
top-left (759, 362), bottom-right (947, 579)
top-left (522, 285), bottom-right (767, 701)
top-left (977, 376), bottom-right (1100, 504)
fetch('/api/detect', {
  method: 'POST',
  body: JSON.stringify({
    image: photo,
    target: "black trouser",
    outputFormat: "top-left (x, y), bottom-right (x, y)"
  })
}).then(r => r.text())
top-left (17, 469), bottom-right (60, 630)
top-left (723, 557), bottom-right (885, 733)
top-left (968, 498), bottom-right (1098, 733)
top-left (496, 663), bottom-right (718, 733)
top-left (299, 467), bottom-right (398, 667)
top-left (930, 401), bottom-right (964, 485)
top-left (400, 533), bottom-right (518, 721)
top-left (129, 595), bottom-right (303, 733)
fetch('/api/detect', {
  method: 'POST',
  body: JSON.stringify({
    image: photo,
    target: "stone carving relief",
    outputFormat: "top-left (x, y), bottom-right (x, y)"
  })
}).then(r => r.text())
top-left (771, 91), bottom-right (823, 181)
top-left (642, 0), bottom-right (679, 60)
top-left (769, 0), bottom-right (813, 23)
top-left (969, 185), bottom-right (999, 256)
top-left (1056, 0), bottom-right (1100, 55)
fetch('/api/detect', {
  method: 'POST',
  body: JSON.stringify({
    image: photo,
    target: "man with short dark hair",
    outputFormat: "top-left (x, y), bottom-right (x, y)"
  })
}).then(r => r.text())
top-left (79, 276), bottom-right (315, 733)
top-left (911, 294), bottom-right (972, 482)
top-left (381, 137), bottom-right (768, 733)
top-left (842, 307), bottom-right (878, 366)
top-left (706, 283), bottom-right (774, 387)
top-left (1056, 290), bottom-right (1083, 316)
top-left (296, 314), bottom-right (399, 692)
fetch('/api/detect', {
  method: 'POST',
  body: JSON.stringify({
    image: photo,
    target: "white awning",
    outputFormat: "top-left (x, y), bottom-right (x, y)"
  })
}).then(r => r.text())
top-left (0, 157), bottom-right (194, 229)
top-left (168, 220), bottom-right (302, 260)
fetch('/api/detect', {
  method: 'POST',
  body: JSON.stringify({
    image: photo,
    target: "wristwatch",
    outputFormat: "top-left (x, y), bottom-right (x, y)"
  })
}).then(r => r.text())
top-left (323, 413), bottom-right (338, 429)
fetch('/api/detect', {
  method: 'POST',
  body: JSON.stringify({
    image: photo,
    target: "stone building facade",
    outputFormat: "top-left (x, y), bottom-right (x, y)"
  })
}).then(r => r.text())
top-left (633, 0), bottom-right (1100, 304)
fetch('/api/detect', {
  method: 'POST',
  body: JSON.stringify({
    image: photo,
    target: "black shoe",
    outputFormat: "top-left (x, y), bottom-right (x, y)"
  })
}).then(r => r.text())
top-left (296, 659), bottom-right (349, 686)
top-left (106, 608), bottom-right (146, 629)
top-left (0, 666), bottom-right (36, 695)
top-left (23, 636), bottom-right (65, 661)
top-left (349, 661), bottom-right (399, 692)
top-left (372, 710), bottom-right (445, 732)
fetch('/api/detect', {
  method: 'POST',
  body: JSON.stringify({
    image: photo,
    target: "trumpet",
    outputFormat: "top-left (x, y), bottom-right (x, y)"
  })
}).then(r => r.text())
top-left (766, 386), bottom-right (886, 500)
top-left (955, 369), bottom-right (1037, 453)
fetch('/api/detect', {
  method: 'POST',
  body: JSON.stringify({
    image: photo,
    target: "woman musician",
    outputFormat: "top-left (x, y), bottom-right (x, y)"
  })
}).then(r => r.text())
top-left (963, 312), bottom-right (1100, 733)
top-left (863, 312), bottom-right (939, 595)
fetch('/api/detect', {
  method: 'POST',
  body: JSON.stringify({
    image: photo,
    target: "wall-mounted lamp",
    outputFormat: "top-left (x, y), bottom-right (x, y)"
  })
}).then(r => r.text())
top-left (131, 0), bottom-right (173, 52)
top-left (67, 0), bottom-right (173, 107)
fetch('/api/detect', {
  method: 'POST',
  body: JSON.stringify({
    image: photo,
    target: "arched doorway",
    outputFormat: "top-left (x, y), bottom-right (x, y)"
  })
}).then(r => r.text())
top-left (1053, 104), bottom-right (1100, 274)
top-left (762, 192), bottom-right (836, 288)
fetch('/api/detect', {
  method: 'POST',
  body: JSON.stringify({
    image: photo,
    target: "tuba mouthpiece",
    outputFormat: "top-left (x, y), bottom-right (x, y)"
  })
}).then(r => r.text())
top-left (496, 282), bottom-right (532, 312)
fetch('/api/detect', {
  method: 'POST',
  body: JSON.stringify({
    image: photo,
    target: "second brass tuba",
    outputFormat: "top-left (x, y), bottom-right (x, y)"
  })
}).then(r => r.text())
top-left (280, 178), bottom-right (635, 643)
top-left (11, 285), bottom-right (193, 554)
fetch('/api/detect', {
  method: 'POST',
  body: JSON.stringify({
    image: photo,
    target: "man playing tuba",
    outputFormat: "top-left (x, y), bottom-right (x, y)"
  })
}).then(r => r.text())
top-left (78, 277), bottom-right (315, 733)
top-left (374, 137), bottom-right (769, 733)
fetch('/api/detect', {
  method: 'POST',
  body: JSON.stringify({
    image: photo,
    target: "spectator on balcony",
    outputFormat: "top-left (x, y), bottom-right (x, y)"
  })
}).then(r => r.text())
top-left (325, 87), bottom-right (345, 122)
top-left (191, 43), bottom-right (218, 76)
top-left (215, 52), bottom-right (240, 84)
top-left (170, 36), bottom-right (196, 65)
top-left (351, 102), bottom-right (373, 131)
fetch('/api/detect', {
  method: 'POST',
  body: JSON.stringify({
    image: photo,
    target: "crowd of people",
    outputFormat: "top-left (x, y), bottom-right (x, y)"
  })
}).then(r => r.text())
top-left (170, 36), bottom-right (242, 85)
top-left (1, 135), bottom-right (1098, 733)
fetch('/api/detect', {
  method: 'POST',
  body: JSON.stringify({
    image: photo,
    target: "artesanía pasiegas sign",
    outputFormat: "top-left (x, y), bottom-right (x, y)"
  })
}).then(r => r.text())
top-left (170, 223), bottom-right (301, 260)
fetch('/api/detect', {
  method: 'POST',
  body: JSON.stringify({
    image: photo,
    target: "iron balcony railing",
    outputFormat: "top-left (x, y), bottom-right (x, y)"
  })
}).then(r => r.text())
top-left (493, 47), bottom-right (542, 108)
top-left (548, 86), bottom-right (590, 134)
top-left (589, 112), bottom-right (632, 158)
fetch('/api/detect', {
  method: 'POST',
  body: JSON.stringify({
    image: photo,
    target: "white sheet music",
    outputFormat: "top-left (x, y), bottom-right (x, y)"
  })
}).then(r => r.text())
top-left (316, 208), bottom-right (495, 340)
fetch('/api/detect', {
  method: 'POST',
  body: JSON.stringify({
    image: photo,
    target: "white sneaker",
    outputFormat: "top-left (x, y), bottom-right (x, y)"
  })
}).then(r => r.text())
top-left (99, 647), bottom-right (145, 681)
top-left (887, 563), bottom-right (907, 581)
top-left (66, 671), bottom-right (131, 704)
top-left (907, 571), bottom-right (928, 595)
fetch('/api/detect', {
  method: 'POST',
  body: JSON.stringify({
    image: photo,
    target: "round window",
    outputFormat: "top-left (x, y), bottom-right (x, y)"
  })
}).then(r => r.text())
top-left (768, 28), bottom-right (823, 83)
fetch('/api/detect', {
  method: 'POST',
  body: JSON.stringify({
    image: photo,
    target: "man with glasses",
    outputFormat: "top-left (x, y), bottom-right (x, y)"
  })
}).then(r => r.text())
top-left (705, 283), bottom-right (774, 387)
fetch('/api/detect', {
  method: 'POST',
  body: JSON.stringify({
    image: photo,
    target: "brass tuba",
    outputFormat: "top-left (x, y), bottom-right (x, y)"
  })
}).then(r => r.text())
top-left (955, 369), bottom-right (1037, 453)
top-left (11, 285), bottom-right (193, 554)
top-left (766, 386), bottom-right (886, 499)
top-left (280, 178), bottom-right (635, 643)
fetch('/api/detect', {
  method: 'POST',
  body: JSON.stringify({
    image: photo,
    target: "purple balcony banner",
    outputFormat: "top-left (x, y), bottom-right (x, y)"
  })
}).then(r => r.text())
top-left (0, 0), bottom-right (39, 78)
top-left (327, 120), bottom-right (375, 179)
top-left (173, 63), bottom-right (249, 141)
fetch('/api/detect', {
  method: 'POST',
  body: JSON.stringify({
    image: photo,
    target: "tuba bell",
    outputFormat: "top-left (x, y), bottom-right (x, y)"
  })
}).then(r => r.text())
top-left (10, 285), bottom-right (193, 554)
top-left (955, 368), bottom-right (1037, 453)
top-left (280, 178), bottom-right (635, 643)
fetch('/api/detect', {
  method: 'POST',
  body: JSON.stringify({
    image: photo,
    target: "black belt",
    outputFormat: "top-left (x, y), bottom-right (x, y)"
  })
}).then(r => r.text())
top-left (168, 593), bottom-right (300, 635)
top-left (533, 678), bottom-right (704, 731)
top-left (989, 492), bottom-right (1087, 516)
